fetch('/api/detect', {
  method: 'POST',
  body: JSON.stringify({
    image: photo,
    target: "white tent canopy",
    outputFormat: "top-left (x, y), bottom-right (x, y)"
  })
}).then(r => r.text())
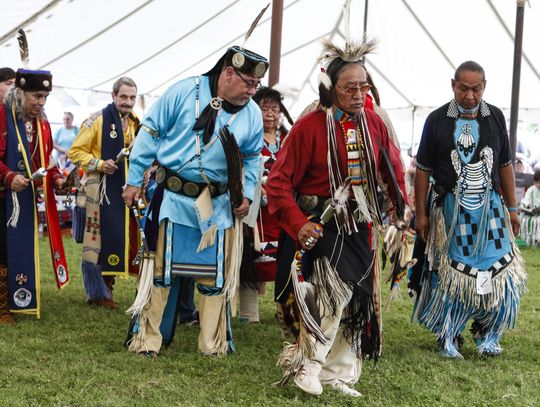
top-left (1, 0), bottom-right (540, 154)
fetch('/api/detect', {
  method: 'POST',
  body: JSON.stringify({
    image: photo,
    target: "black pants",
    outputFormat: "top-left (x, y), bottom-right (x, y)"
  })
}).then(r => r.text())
top-left (178, 276), bottom-right (197, 321)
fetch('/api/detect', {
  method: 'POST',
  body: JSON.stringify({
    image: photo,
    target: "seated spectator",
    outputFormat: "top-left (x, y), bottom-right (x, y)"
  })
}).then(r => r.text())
top-left (515, 152), bottom-right (532, 174)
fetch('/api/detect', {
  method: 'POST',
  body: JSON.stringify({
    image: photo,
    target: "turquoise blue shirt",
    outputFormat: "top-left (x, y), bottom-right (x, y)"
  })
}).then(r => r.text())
top-left (128, 75), bottom-right (263, 229)
top-left (53, 126), bottom-right (78, 159)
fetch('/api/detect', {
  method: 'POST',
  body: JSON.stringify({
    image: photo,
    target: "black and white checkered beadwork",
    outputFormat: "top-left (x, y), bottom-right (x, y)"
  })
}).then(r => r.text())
top-left (450, 252), bottom-right (513, 278)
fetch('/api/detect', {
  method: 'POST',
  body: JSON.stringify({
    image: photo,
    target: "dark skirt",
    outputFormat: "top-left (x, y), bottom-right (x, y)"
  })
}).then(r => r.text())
top-left (274, 216), bottom-right (380, 358)
top-left (275, 217), bottom-right (373, 302)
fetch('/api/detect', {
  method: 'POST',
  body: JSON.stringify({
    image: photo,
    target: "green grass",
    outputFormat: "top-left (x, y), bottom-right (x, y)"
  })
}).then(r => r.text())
top-left (1, 237), bottom-right (539, 406)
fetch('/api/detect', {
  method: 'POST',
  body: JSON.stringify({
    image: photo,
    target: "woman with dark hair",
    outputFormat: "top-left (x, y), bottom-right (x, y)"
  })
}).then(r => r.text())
top-left (238, 87), bottom-right (293, 323)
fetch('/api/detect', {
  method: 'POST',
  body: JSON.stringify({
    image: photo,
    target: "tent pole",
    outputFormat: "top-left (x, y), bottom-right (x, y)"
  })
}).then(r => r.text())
top-left (509, 0), bottom-right (526, 165)
top-left (363, 0), bottom-right (369, 38)
top-left (362, 0), bottom-right (369, 63)
top-left (411, 106), bottom-right (416, 156)
top-left (269, 0), bottom-right (284, 87)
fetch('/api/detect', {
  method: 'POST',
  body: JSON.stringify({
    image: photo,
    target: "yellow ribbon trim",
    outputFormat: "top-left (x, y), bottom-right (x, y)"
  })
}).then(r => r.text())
top-left (10, 104), bottom-right (41, 318)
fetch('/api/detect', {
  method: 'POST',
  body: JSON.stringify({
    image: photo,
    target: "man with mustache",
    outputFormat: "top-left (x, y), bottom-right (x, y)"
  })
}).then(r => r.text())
top-left (69, 77), bottom-right (140, 309)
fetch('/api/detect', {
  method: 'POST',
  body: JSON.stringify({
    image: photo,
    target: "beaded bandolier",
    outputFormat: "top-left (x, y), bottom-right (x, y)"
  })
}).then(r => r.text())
top-left (341, 119), bottom-right (367, 186)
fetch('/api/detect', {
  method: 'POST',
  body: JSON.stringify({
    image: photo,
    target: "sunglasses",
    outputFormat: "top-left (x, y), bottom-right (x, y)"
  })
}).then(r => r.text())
top-left (338, 83), bottom-right (371, 96)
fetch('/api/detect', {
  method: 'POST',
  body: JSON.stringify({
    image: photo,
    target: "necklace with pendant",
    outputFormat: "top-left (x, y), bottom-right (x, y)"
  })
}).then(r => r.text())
top-left (25, 120), bottom-right (34, 142)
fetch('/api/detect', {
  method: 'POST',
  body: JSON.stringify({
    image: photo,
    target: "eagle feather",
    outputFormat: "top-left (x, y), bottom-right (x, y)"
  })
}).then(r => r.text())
top-left (218, 127), bottom-right (243, 210)
top-left (243, 3), bottom-right (270, 45)
top-left (17, 29), bottom-right (29, 68)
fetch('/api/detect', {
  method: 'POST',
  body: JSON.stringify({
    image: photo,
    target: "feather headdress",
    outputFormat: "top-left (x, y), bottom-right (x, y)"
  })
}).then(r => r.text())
top-left (317, 38), bottom-right (377, 108)
top-left (317, 37), bottom-right (378, 66)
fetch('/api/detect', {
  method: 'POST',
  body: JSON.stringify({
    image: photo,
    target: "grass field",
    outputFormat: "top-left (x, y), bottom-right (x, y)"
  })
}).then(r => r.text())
top-left (0, 237), bottom-right (539, 406)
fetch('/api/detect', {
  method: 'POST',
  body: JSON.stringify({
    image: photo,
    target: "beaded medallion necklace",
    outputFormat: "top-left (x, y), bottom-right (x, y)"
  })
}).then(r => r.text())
top-left (335, 109), bottom-right (367, 186)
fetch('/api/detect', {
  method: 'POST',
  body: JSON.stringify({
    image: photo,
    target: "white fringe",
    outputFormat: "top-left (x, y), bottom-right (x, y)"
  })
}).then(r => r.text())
top-left (418, 203), bottom-right (528, 336)
top-left (98, 175), bottom-right (110, 206)
top-left (196, 225), bottom-right (217, 252)
top-left (383, 225), bottom-right (401, 261)
top-left (311, 256), bottom-right (352, 319)
top-left (127, 307), bottom-right (150, 353)
top-left (357, 111), bottom-right (383, 225)
top-left (221, 217), bottom-right (243, 301)
top-left (7, 190), bottom-right (20, 228)
top-left (253, 218), bottom-right (262, 252)
top-left (384, 285), bottom-right (403, 311)
top-left (273, 342), bottom-right (306, 386)
top-left (437, 250), bottom-right (527, 311)
top-left (419, 249), bottom-right (527, 341)
top-left (325, 108), bottom-right (342, 200)
top-left (244, 158), bottom-right (264, 228)
top-left (291, 275), bottom-right (329, 345)
top-left (194, 186), bottom-right (218, 252)
top-left (351, 185), bottom-right (372, 223)
top-left (125, 253), bottom-right (155, 317)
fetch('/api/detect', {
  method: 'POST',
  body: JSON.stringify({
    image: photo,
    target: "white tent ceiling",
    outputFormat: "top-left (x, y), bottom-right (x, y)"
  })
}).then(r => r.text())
top-left (1, 0), bottom-right (540, 151)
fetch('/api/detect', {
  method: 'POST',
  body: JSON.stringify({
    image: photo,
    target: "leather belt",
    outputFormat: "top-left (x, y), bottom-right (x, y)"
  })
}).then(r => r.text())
top-left (155, 166), bottom-right (227, 198)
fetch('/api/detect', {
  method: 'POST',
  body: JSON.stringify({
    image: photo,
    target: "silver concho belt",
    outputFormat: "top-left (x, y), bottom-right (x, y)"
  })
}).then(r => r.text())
top-left (155, 166), bottom-right (227, 198)
top-left (297, 194), bottom-right (332, 213)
